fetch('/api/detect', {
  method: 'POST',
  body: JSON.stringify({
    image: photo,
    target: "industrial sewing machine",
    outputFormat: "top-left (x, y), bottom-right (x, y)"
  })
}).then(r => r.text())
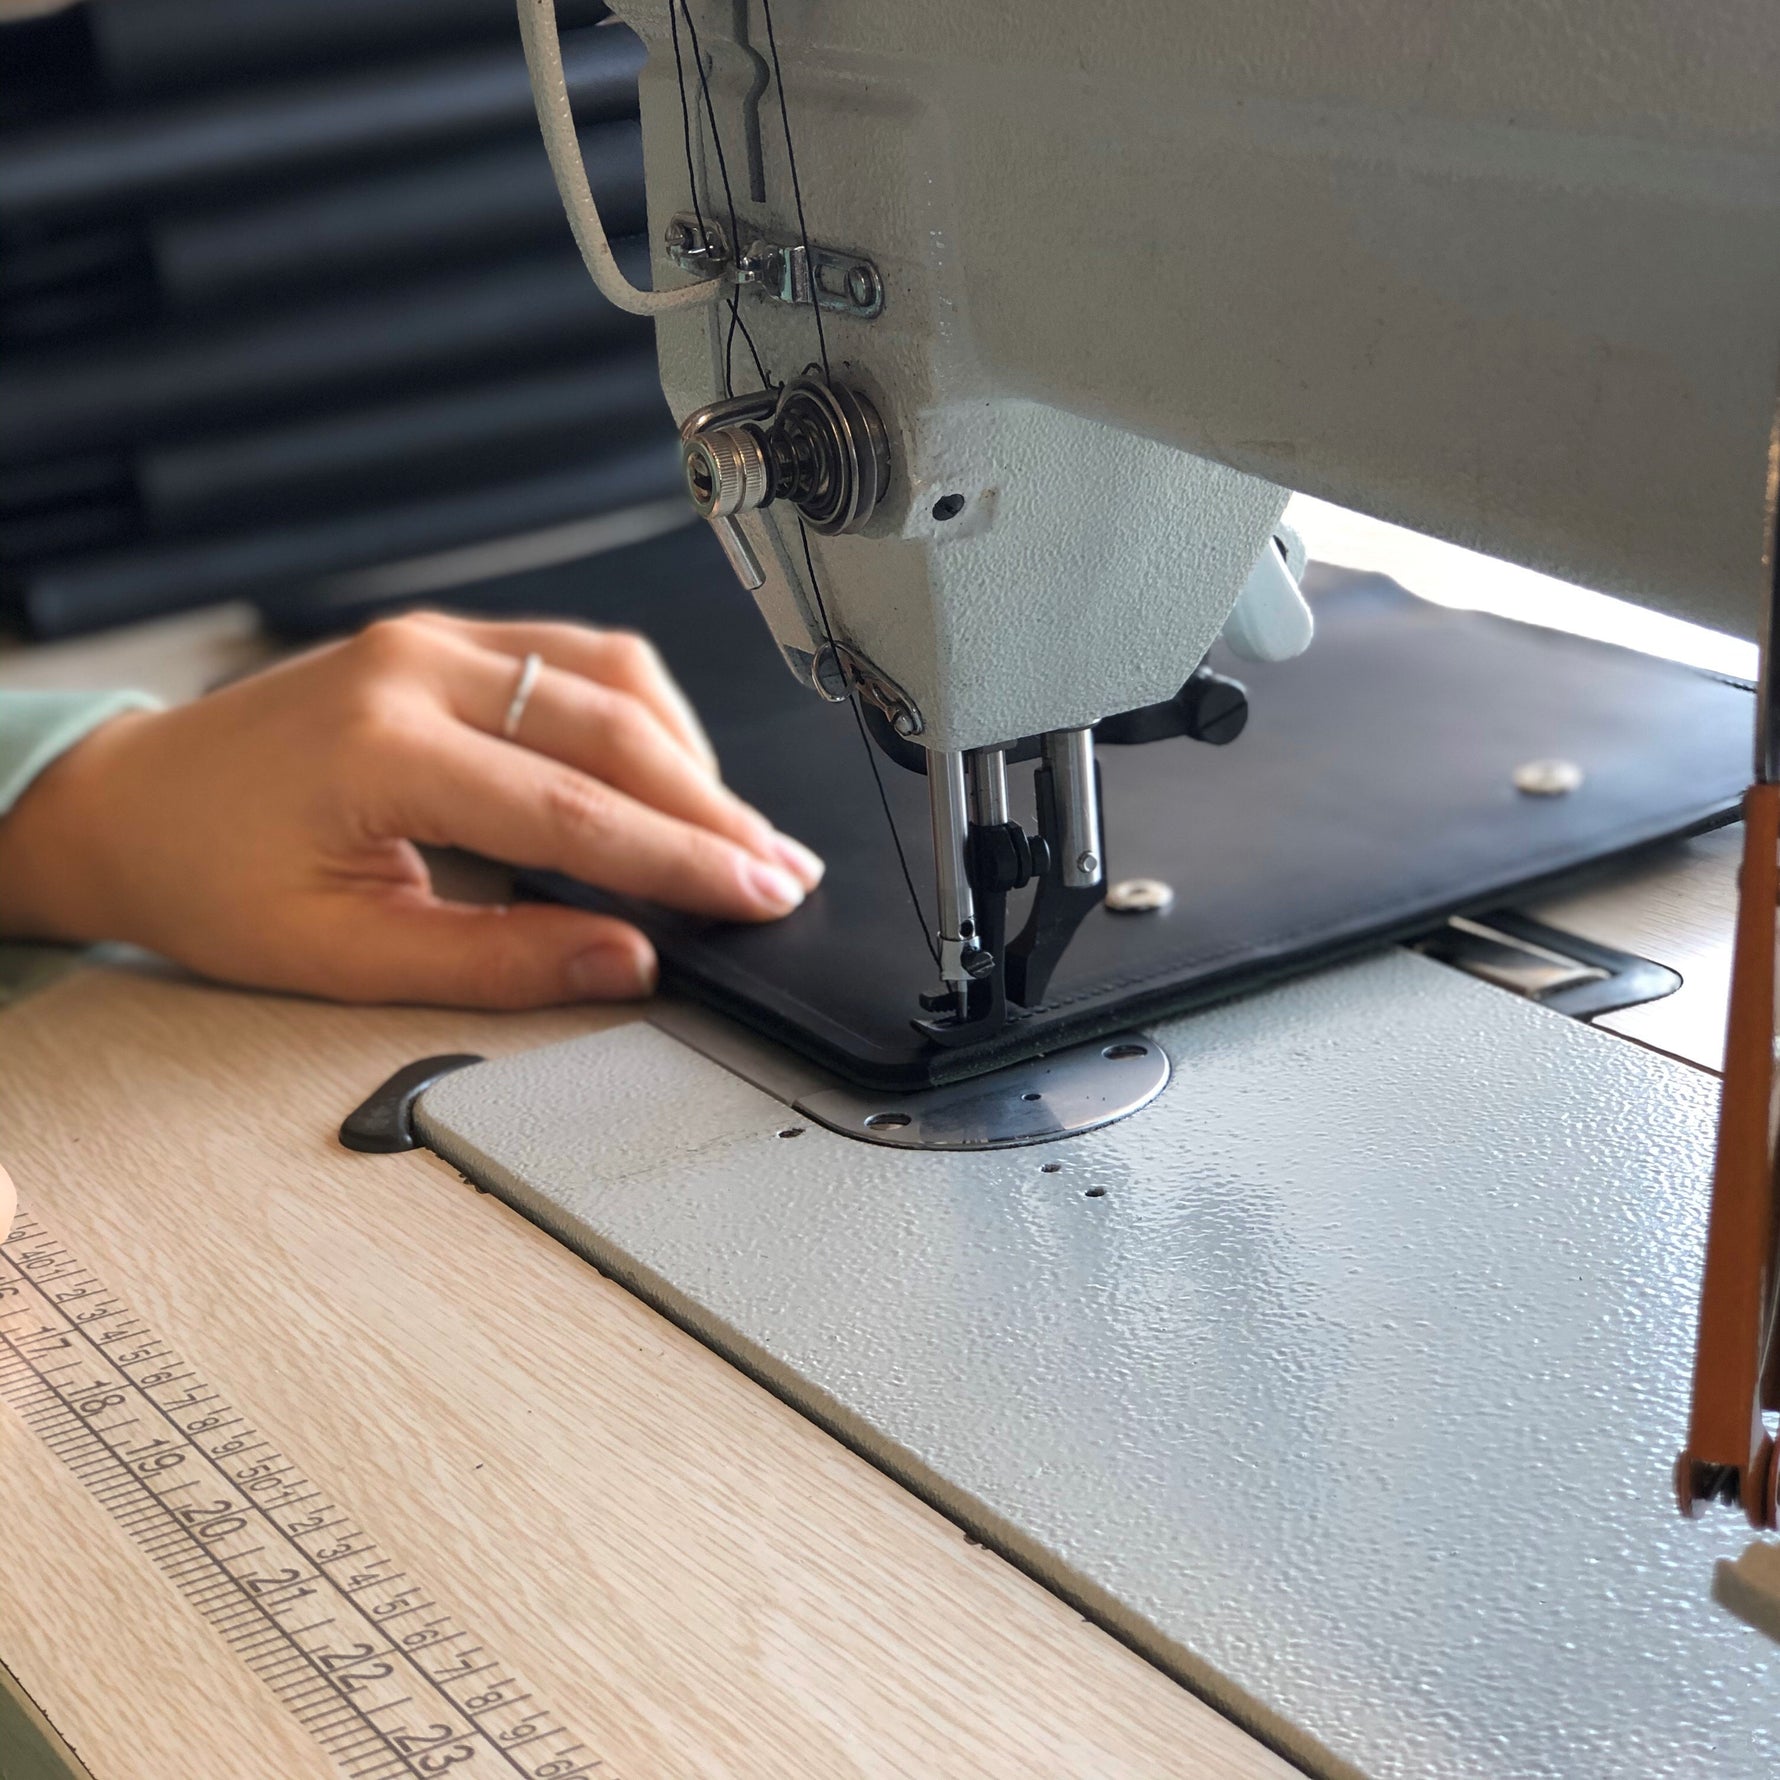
top-left (403, 5), bottom-right (1780, 1772)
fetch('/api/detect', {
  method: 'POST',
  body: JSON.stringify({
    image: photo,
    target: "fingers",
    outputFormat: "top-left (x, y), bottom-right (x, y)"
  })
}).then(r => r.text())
top-left (335, 612), bottom-right (823, 917)
top-left (523, 668), bottom-right (824, 889)
top-left (385, 614), bottom-right (823, 895)
top-left (378, 723), bottom-right (817, 923)
top-left (442, 648), bottom-right (821, 886)
top-left (311, 892), bottom-right (659, 1009)
top-left (406, 612), bottom-right (720, 775)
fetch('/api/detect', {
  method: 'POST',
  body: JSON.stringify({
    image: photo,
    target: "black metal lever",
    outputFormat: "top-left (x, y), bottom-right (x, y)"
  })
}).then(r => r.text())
top-left (862, 666), bottom-right (1249, 775)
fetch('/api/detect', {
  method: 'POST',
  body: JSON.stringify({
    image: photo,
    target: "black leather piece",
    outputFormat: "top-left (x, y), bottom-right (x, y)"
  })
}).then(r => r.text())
top-left (526, 530), bottom-right (1751, 1090)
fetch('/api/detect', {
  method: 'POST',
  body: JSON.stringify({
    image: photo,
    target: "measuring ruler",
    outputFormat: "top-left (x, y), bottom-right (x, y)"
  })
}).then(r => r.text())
top-left (0, 1211), bottom-right (604, 1780)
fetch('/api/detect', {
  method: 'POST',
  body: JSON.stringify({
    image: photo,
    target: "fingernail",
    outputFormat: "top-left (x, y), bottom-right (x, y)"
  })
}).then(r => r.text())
top-left (768, 830), bottom-right (825, 890)
top-left (741, 854), bottom-right (806, 916)
top-left (566, 942), bottom-right (656, 1000)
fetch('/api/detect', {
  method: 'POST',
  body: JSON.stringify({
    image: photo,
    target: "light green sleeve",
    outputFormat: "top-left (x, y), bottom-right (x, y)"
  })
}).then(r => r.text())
top-left (0, 690), bottom-right (162, 817)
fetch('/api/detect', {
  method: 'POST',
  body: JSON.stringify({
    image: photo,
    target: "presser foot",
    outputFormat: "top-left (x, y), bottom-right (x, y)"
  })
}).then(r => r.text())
top-left (912, 813), bottom-right (1050, 1048)
top-left (913, 745), bottom-right (1109, 1048)
top-left (884, 680), bottom-right (1256, 1053)
top-left (912, 877), bottom-right (1011, 1047)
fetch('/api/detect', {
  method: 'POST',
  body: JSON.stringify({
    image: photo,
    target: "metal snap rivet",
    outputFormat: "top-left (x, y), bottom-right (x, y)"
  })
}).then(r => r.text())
top-left (1105, 878), bottom-right (1174, 914)
top-left (1513, 759), bottom-right (1584, 796)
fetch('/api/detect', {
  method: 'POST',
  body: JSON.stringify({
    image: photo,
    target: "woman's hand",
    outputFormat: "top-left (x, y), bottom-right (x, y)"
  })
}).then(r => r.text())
top-left (0, 612), bottom-right (823, 1007)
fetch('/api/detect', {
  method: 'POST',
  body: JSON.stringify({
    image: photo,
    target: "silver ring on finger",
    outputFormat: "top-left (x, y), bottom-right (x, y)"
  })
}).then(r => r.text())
top-left (501, 651), bottom-right (543, 741)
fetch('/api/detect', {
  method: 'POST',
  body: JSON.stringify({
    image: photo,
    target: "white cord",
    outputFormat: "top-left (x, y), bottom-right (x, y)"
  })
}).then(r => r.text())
top-left (517, 0), bottom-right (721, 317)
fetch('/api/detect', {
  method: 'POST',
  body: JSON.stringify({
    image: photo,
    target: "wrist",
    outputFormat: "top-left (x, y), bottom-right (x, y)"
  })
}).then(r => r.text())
top-left (0, 709), bottom-right (157, 944)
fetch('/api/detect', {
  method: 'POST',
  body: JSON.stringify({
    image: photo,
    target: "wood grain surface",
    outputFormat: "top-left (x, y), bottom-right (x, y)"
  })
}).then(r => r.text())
top-left (0, 964), bottom-right (1290, 1780)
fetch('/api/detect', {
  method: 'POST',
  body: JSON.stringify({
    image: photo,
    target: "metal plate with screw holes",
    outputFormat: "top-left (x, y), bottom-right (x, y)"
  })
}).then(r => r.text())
top-left (792, 1031), bottom-right (1169, 1150)
top-left (415, 952), bottom-right (1779, 1780)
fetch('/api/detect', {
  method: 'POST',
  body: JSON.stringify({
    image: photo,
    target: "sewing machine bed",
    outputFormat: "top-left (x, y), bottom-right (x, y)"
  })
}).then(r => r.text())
top-left (528, 530), bottom-right (1750, 1089)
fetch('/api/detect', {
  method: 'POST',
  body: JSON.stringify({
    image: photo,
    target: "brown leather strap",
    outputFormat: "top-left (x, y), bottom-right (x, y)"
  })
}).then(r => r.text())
top-left (1680, 783), bottom-right (1780, 1526)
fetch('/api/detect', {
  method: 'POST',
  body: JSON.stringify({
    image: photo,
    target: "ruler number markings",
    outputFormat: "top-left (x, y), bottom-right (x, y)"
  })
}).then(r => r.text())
top-left (0, 1215), bottom-right (607, 1779)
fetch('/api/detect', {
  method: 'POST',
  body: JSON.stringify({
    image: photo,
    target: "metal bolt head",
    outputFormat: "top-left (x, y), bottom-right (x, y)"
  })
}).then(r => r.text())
top-left (892, 710), bottom-right (918, 737)
top-left (665, 220), bottom-right (690, 252)
top-left (1075, 851), bottom-right (1100, 877)
top-left (1106, 877), bottom-right (1175, 914)
top-left (1513, 758), bottom-right (1584, 797)
top-left (1181, 672), bottom-right (1249, 746)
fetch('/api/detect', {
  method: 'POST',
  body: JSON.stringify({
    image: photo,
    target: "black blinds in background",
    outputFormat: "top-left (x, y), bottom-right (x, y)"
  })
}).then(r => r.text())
top-left (0, 0), bottom-right (686, 638)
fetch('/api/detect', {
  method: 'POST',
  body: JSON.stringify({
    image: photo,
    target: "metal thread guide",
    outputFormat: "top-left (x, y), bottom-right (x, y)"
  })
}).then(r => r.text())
top-left (0, 1212), bottom-right (602, 1780)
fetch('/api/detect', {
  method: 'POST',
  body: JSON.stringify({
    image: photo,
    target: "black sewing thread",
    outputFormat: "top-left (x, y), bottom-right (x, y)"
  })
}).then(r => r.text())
top-left (758, 0), bottom-right (829, 378)
top-left (673, 1), bottom-right (933, 965)
top-left (797, 519), bottom-right (939, 965)
top-left (762, 4), bottom-right (932, 963)
top-left (666, 5), bottom-right (711, 286)
top-left (758, 2), bottom-right (932, 961)
top-left (669, 1), bottom-right (765, 395)
top-left (669, 4), bottom-right (763, 396)
top-left (675, 0), bottom-right (769, 395)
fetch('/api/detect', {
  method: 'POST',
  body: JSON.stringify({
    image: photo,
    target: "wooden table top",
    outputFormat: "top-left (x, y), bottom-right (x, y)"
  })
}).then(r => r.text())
top-left (0, 963), bottom-right (1290, 1780)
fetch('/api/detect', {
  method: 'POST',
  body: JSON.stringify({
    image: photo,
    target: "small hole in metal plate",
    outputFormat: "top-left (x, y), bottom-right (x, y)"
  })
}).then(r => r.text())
top-left (1041, 1162), bottom-right (1063, 1174)
top-left (865, 1112), bottom-right (912, 1130)
top-left (1084, 1185), bottom-right (1107, 1198)
top-left (778, 1126), bottom-right (805, 1139)
top-left (1103, 1043), bottom-right (1147, 1061)
top-left (1022, 1091), bottom-right (1041, 1102)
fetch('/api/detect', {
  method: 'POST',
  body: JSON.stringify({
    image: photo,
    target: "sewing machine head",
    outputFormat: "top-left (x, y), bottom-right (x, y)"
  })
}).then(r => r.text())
top-left (525, 0), bottom-right (1780, 1527)
top-left (526, 0), bottom-right (1780, 1047)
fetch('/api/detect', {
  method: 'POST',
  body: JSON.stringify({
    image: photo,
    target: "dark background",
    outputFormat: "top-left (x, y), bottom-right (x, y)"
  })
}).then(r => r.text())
top-left (0, 0), bottom-right (707, 644)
